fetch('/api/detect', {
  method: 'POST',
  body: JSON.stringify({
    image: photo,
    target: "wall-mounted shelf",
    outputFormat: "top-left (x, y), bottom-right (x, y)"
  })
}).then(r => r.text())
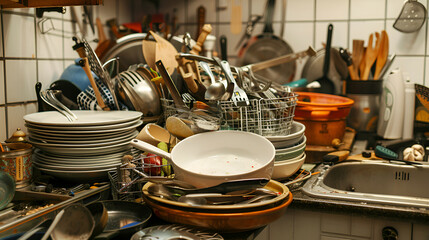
top-left (0, 0), bottom-right (102, 9)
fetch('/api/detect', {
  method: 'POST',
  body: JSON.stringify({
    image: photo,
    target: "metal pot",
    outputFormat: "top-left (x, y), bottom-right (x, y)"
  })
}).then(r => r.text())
top-left (94, 200), bottom-right (152, 240)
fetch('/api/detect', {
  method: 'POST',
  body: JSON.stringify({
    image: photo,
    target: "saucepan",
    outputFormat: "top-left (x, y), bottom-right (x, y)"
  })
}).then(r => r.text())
top-left (131, 131), bottom-right (275, 188)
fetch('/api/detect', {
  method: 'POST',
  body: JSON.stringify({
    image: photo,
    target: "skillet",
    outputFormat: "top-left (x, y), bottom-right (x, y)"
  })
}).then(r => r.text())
top-left (238, 0), bottom-right (295, 85)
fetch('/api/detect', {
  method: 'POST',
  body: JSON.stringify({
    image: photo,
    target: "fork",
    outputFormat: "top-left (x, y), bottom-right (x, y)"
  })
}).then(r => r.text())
top-left (220, 60), bottom-right (250, 106)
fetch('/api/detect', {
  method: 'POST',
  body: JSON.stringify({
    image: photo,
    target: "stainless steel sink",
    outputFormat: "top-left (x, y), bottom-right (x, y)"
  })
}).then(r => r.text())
top-left (301, 161), bottom-right (429, 208)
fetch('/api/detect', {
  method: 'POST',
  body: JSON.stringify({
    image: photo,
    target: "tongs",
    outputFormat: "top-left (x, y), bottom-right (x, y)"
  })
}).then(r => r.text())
top-left (39, 90), bottom-right (78, 122)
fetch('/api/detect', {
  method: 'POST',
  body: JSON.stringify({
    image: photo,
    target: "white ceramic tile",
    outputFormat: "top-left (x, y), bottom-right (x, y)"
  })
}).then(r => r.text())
top-left (3, 13), bottom-right (36, 58)
top-left (219, 0), bottom-right (251, 23)
top-left (283, 22), bottom-right (314, 52)
top-left (38, 60), bottom-right (64, 89)
top-left (425, 57), bottom-right (429, 86)
top-left (251, 0), bottom-right (280, 22)
top-left (389, 56), bottom-right (425, 85)
top-left (0, 17), bottom-right (3, 58)
top-left (349, 20), bottom-right (385, 48)
top-left (286, 0), bottom-right (314, 21)
top-left (159, 0), bottom-right (187, 24)
top-left (7, 103), bottom-right (37, 137)
top-left (315, 22), bottom-right (348, 50)
top-left (0, 107), bottom-right (6, 141)
top-left (63, 21), bottom-right (83, 59)
top-left (385, 20), bottom-right (426, 56)
top-left (350, 0), bottom-right (386, 20)
top-left (0, 62), bottom-right (4, 105)
top-left (36, 18), bottom-right (64, 59)
top-left (8, 8), bottom-right (34, 15)
top-left (5, 60), bottom-right (37, 103)
top-left (316, 0), bottom-right (349, 20)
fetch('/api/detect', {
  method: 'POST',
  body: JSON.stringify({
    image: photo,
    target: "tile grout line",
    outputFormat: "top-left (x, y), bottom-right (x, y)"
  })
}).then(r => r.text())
top-left (1, 7), bottom-right (8, 136)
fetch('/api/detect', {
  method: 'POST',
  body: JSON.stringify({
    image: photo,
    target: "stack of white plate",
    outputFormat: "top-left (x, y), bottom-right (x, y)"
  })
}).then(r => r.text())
top-left (265, 121), bottom-right (307, 180)
top-left (24, 110), bottom-right (142, 182)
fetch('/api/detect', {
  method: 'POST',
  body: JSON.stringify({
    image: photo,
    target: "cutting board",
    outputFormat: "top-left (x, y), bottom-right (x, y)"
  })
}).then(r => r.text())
top-left (305, 128), bottom-right (355, 163)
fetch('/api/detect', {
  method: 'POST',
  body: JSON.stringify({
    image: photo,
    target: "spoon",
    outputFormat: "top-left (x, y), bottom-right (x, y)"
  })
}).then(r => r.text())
top-left (200, 61), bottom-right (225, 100)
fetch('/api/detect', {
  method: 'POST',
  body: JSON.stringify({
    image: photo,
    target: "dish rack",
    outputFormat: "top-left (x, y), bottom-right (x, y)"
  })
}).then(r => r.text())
top-left (161, 93), bottom-right (297, 136)
top-left (108, 153), bottom-right (173, 201)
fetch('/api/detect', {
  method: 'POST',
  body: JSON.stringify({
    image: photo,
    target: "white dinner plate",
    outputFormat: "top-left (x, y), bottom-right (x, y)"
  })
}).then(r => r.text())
top-left (32, 141), bottom-right (132, 156)
top-left (34, 149), bottom-right (129, 161)
top-left (29, 131), bottom-right (137, 148)
top-left (26, 120), bottom-right (142, 134)
top-left (25, 118), bottom-right (141, 131)
top-left (28, 128), bottom-right (137, 142)
top-left (29, 130), bottom-right (138, 145)
top-left (24, 110), bottom-right (142, 126)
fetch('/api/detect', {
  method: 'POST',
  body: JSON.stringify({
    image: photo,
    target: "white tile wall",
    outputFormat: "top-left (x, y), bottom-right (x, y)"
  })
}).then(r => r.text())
top-left (0, 62), bottom-right (4, 105)
top-left (5, 60), bottom-right (37, 103)
top-left (1, 0), bottom-right (429, 140)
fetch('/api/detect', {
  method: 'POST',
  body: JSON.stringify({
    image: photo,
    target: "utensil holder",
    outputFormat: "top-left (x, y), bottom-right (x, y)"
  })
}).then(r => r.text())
top-left (346, 80), bottom-right (383, 133)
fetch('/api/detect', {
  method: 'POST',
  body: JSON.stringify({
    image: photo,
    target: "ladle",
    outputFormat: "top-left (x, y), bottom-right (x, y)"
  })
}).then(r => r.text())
top-left (199, 61), bottom-right (225, 100)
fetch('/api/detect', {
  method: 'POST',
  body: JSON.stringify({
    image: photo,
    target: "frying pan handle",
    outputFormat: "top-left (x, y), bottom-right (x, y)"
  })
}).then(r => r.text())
top-left (130, 139), bottom-right (172, 162)
top-left (263, 0), bottom-right (276, 34)
top-left (323, 24), bottom-right (334, 76)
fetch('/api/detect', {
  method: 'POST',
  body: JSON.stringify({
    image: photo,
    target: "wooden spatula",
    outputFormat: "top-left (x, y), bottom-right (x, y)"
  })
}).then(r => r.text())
top-left (361, 32), bottom-right (381, 80)
top-left (150, 30), bottom-right (179, 75)
top-left (352, 39), bottom-right (364, 80)
top-left (374, 30), bottom-right (389, 80)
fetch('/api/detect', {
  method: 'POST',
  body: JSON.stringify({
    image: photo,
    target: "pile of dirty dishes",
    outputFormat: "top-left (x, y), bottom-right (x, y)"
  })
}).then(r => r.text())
top-left (24, 110), bottom-right (142, 182)
top-left (265, 121), bottom-right (307, 180)
top-left (141, 180), bottom-right (292, 232)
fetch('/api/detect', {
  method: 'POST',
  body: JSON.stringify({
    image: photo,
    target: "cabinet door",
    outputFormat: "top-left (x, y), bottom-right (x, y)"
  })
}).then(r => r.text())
top-left (412, 223), bottom-right (429, 240)
top-left (372, 219), bottom-right (412, 240)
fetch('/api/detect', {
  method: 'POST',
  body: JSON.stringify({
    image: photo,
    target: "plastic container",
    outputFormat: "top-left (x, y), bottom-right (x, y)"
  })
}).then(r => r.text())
top-left (294, 92), bottom-right (354, 146)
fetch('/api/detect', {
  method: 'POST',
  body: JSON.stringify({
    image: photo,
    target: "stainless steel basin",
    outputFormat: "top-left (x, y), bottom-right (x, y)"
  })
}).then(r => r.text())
top-left (301, 161), bottom-right (429, 208)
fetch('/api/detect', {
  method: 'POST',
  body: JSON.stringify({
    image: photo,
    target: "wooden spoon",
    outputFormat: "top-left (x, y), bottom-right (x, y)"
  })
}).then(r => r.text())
top-left (150, 30), bottom-right (178, 75)
top-left (352, 39), bottom-right (364, 80)
top-left (361, 32), bottom-right (381, 80)
top-left (142, 38), bottom-right (157, 70)
top-left (374, 30), bottom-right (389, 80)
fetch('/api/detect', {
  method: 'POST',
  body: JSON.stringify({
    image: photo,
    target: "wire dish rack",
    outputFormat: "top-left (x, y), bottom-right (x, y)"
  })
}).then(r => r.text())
top-left (108, 153), bottom-right (173, 201)
top-left (161, 93), bottom-right (297, 136)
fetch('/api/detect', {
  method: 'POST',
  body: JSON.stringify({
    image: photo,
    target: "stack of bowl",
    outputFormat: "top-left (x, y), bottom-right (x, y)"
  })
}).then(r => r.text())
top-left (265, 121), bottom-right (307, 180)
top-left (141, 180), bottom-right (293, 232)
top-left (24, 110), bottom-right (142, 182)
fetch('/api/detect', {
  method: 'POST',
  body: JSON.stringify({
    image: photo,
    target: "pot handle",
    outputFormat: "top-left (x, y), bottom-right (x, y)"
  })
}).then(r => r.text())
top-left (130, 139), bottom-right (172, 162)
top-left (298, 106), bottom-right (339, 118)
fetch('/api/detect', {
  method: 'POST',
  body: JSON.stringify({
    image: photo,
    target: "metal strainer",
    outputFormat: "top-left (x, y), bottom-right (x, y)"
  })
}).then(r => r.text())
top-left (393, 0), bottom-right (427, 33)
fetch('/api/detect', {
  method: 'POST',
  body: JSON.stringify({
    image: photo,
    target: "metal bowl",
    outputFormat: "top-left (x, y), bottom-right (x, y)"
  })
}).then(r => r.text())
top-left (0, 172), bottom-right (15, 210)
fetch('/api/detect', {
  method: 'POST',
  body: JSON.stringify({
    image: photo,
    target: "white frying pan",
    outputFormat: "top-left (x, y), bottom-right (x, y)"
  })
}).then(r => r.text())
top-left (131, 131), bottom-right (275, 188)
